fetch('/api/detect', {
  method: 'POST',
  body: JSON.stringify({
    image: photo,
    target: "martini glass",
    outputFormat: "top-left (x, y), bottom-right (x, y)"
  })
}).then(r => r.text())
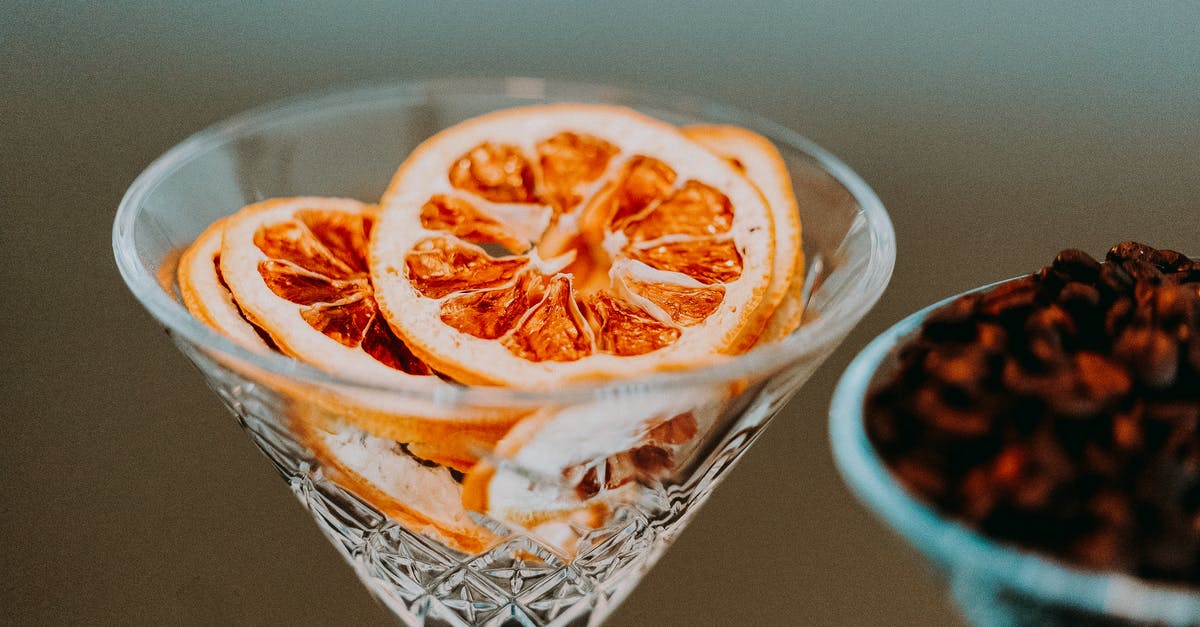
top-left (113, 78), bottom-right (895, 626)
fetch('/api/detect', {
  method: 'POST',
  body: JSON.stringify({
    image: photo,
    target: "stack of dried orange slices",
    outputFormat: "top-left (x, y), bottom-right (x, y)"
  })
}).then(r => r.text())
top-left (176, 104), bottom-right (804, 554)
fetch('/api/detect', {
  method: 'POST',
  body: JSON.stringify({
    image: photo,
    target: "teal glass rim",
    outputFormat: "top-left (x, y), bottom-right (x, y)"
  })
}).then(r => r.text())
top-left (829, 281), bottom-right (1200, 624)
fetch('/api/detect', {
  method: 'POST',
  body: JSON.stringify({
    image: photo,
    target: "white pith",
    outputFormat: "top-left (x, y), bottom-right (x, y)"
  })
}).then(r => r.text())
top-left (682, 125), bottom-right (805, 345)
top-left (177, 217), bottom-right (273, 351)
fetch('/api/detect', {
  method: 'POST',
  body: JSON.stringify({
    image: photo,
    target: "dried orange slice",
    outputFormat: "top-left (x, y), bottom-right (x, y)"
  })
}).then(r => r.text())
top-left (683, 125), bottom-right (806, 346)
top-left (216, 197), bottom-right (522, 454)
top-left (176, 217), bottom-right (276, 351)
top-left (218, 197), bottom-right (432, 382)
top-left (461, 394), bottom-right (722, 528)
top-left (292, 414), bottom-right (494, 554)
top-left (371, 104), bottom-right (777, 386)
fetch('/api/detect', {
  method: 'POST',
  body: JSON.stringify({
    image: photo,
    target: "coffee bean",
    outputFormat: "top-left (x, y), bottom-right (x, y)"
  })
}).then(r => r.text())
top-left (868, 243), bottom-right (1200, 587)
top-left (1174, 260), bottom-right (1200, 283)
top-left (1074, 527), bottom-right (1131, 571)
top-left (1002, 357), bottom-right (1054, 396)
top-left (1112, 408), bottom-right (1143, 451)
top-left (1154, 283), bottom-right (1200, 328)
top-left (1189, 333), bottom-right (1200, 375)
top-left (1099, 261), bottom-right (1135, 296)
top-left (1115, 326), bottom-right (1179, 388)
top-left (1156, 249), bottom-right (1190, 272)
top-left (1053, 248), bottom-right (1102, 283)
top-left (924, 346), bottom-right (989, 389)
top-left (960, 467), bottom-right (998, 521)
top-left (922, 293), bottom-right (981, 343)
top-left (893, 458), bottom-right (948, 500)
top-left (1058, 282), bottom-right (1101, 309)
top-left (1104, 297), bottom-right (1135, 337)
top-left (1042, 353), bottom-right (1131, 416)
top-left (1107, 241), bottom-right (1159, 264)
top-left (1123, 259), bottom-right (1166, 286)
top-left (980, 275), bottom-right (1039, 318)
top-left (975, 323), bottom-right (1008, 354)
top-left (914, 387), bottom-right (992, 438)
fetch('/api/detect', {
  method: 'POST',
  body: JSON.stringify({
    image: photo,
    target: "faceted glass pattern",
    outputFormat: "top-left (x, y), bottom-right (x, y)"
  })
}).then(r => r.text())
top-left (115, 79), bottom-right (895, 625)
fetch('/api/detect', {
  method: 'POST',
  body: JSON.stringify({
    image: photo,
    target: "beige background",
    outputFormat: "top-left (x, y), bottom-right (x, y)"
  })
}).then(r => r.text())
top-left (3, 3), bottom-right (1198, 625)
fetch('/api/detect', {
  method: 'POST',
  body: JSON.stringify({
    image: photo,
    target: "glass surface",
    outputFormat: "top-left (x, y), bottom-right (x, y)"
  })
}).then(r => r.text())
top-left (114, 78), bottom-right (895, 626)
top-left (830, 282), bottom-right (1200, 626)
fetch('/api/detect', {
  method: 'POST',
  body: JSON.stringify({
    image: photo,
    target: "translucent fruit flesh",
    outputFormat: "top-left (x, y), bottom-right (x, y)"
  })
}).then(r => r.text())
top-left (254, 209), bottom-right (430, 376)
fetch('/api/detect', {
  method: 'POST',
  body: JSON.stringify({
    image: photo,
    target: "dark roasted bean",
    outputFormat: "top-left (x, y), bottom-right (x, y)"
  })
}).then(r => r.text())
top-left (867, 242), bottom-right (1200, 587)
top-left (1123, 259), bottom-right (1165, 285)
top-left (922, 294), bottom-right (980, 343)
top-left (979, 276), bottom-right (1039, 318)
top-left (924, 346), bottom-right (988, 388)
top-left (914, 387), bottom-right (992, 438)
top-left (1104, 297), bottom-right (1135, 337)
top-left (1189, 333), bottom-right (1200, 375)
top-left (1053, 248), bottom-right (1102, 283)
top-left (975, 323), bottom-right (1008, 354)
top-left (1115, 326), bottom-right (1179, 388)
top-left (1156, 249), bottom-right (1189, 272)
top-left (1058, 282), bottom-right (1101, 309)
top-left (1154, 283), bottom-right (1200, 326)
top-left (1099, 261), bottom-right (1135, 296)
top-left (1107, 241), bottom-right (1159, 264)
top-left (1175, 260), bottom-right (1200, 283)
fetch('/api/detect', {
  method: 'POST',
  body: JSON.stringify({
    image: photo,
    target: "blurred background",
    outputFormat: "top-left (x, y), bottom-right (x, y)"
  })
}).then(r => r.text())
top-left (4, 2), bottom-right (1198, 624)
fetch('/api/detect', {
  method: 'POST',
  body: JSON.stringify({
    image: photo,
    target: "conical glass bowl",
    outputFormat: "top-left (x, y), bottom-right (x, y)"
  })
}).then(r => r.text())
top-left (114, 78), bottom-right (895, 626)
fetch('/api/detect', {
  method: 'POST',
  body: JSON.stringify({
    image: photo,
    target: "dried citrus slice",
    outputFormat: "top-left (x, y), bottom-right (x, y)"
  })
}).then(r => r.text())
top-left (683, 125), bottom-right (806, 346)
top-left (292, 414), bottom-right (494, 554)
top-left (216, 197), bottom-right (522, 454)
top-left (460, 393), bottom-right (722, 528)
top-left (371, 104), bottom-right (776, 386)
top-left (176, 217), bottom-right (277, 351)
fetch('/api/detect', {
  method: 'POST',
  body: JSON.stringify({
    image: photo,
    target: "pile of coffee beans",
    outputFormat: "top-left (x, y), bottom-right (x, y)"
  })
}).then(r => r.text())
top-left (866, 242), bottom-right (1200, 584)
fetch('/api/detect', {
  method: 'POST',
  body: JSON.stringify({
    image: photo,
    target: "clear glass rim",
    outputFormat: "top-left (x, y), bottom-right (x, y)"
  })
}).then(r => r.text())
top-left (829, 279), bottom-right (1200, 623)
top-left (113, 77), bottom-right (896, 405)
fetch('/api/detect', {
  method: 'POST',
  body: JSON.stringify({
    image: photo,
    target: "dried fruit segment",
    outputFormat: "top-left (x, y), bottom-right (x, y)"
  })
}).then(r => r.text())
top-left (221, 199), bottom-right (433, 379)
top-left (372, 104), bottom-right (777, 386)
top-left (583, 292), bottom-right (681, 356)
top-left (450, 143), bottom-right (538, 203)
top-left (177, 217), bottom-right (278, 351)
top-left (600, 156), bottom-right (677, 233)
top-left (292, 414), bottom-right (495, 554)
top-left (683, 125), bottom-right (805, 347)
top-left (405, 237), bottom-right (529, 299)
top-left (217, 198), bottom-right (527, 456)
top-left (258, 259), bottom-right (362, 306)
top-left (500, 276), bottom-right (594, 363)
top-left (621, 180), bottom-right (734, 241)
top-left (439, 271), bottom-right (546, 340)
top-left (419, 195), bottom-right (527, 253)
top-left (299, 292), bottom-right (376, 348)
top-left (175, 110), bottom-right (813, 559)
top-left (622, 277), bottom-right (725, 327)
top-left (625, 238), bottom-right (743, 285)
top-left (461, 394), bottom-right (725, 531)
top-left (536, 131), bottom-right (619, 213)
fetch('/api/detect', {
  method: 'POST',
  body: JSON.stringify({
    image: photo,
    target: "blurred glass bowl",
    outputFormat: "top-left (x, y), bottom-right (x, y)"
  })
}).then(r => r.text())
top-left (830, 283), bottom-right (1200, 626)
